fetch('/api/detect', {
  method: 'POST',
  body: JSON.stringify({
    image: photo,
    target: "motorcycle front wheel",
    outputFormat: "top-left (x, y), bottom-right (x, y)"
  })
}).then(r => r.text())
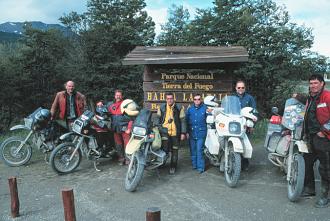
top-left (50, 142), bottom-right (82, 175)
top-left (0, 136), bottom-right (32, 166)
top-left (125, 151), bottom-right (145, 192)
top-left (224, 147), bottom-right (241, 188)
top-left (287, 153), bottom-right (305, 202)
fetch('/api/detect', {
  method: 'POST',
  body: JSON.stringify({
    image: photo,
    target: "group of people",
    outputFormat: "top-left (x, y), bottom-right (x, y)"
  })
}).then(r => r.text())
top-left (50, 75), bottom-right (330, 208)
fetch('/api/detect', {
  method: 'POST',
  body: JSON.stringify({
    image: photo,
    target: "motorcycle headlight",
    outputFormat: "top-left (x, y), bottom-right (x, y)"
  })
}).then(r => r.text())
top-left (133, 126), bottom-right (147, 136)
top-left (229, 122), bottom-right (241, 134)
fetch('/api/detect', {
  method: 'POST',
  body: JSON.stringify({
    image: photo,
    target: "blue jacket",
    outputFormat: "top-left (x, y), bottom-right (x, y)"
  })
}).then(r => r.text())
top-left (233, 92), bottom-right (256, 109)
top-left (186, 103), bottom-right (207, 139)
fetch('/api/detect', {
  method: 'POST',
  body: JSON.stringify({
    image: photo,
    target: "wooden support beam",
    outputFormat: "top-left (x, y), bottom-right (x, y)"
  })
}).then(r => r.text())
top-left (8, 177), bottom-right (20, 218)
top-left (62, 188), bottom-right (76, 221)
top-left (146, 207), bottom-right (161, 221)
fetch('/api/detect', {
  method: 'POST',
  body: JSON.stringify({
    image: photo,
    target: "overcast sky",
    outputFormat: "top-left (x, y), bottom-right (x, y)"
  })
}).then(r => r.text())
top-left (0, 0), bottom-right (329, 57)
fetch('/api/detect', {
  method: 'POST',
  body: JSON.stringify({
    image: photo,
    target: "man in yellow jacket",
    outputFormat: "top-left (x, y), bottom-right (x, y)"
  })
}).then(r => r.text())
top-left (156, 92), bottom-right (186, 174)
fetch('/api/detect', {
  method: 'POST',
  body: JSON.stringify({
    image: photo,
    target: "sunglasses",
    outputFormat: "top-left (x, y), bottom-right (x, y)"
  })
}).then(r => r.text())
top-left (237, 87), bottom-right (245, 89)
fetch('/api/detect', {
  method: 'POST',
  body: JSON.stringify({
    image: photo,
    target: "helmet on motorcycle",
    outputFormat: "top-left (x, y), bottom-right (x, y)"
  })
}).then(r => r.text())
top-left (120, 99), bottom-right (139, 116)
top-left (35, 109), bottom-right (51, 122)
top-left (204, 95), bottom-right (219, 107)
top-left (241, 107), bottom-right (258, 122)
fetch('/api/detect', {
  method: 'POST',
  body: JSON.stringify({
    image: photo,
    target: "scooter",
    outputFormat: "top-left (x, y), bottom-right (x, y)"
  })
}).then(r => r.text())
top-left (124, 108), bottom-right (167, 192)
top-left (204, 95), bottom-right (257, 187)
top-left (264, 98), bottom-right (309, 202)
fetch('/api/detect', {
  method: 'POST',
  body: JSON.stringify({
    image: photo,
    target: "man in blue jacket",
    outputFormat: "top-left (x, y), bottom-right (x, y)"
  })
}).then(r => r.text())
top-left (233, 80), bottom-right (257, 171)
top-left (186, 94), bottom-right (208, 173)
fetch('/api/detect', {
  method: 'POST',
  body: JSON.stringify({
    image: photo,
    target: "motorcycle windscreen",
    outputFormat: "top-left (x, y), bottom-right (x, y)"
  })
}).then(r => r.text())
top-left (126, 137), bottom-right (145, 155)
top-left (133, 108), bottom-right (152, 130)
top-left (281, 98), bottom-right (305, 135)
top-left (221, 96), bottom-right (241, 115)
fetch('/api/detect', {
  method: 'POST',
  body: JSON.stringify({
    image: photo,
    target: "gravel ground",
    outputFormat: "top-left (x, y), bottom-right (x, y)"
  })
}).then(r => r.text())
top-left (0, 141), bottom-right (329, 221)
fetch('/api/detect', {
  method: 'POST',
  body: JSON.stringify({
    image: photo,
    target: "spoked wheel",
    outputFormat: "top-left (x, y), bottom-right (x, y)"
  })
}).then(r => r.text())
top-left (224, 146), bottom-right (241, 188)
top-left (0, 136), bottom-right (32, 166)
top-left (125, 151), bottom-right (145, 192)
top-left (287, 153), bottom-right (305, 202)
top-left (50, 142), bottom-right (82, 174)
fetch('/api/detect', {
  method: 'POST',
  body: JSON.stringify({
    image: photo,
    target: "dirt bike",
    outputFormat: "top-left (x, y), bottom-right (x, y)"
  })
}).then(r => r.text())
top-left (124, 108), bottom-right (167, 192)
top-left (264, 98), bottom-right (309, 202)
top-left (0, 107), bottom-right (68, 166)
top-left (50, 108), bottom-right (114, 174)
top-left (204, 95), bottom-right (257, 188)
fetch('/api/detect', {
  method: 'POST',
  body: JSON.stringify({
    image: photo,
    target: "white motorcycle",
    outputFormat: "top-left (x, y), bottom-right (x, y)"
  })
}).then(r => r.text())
top-left (204, 95), bottom-right (257, 187)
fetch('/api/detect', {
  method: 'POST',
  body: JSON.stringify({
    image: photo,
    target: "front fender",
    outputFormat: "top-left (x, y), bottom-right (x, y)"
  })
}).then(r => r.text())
top-left (295, 140), bottom-right (309, 153)
top-left (59, 132), bottom-right (75, 140)
top-left (228, 137), bottom-right (244, 153)
top-left (126, 136), bottom-right (145, 155)
top-left (10, 125), bottom-right (30, 131)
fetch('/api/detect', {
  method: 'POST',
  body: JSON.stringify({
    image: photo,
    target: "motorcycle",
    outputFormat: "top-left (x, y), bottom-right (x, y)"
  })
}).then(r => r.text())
top-left (0, 107), bottom-right (68, 166)
top-left (124, 108), bottom-right (166, 192)
top-left (264, 98), bottom-right (309, 202)
top-left (50, 108), bottom-right (114, 174)
top-left (204, 95), bottom-right (257, 187)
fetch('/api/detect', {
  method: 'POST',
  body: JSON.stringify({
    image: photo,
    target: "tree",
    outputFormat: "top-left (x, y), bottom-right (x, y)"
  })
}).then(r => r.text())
top-left (157, 5), bottom-right (191, 46)
top-left (59, 0), bottom-right (155, 102)
top-left (157, 0), bottom-right (330, 114)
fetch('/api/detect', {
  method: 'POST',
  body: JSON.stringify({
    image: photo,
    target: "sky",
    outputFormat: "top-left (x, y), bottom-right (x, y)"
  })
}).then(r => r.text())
top-left (0, 0), bottom-right (329, 57)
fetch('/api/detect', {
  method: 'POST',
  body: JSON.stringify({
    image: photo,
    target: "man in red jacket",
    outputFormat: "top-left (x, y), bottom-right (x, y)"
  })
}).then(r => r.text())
top-left (50, 80), bottom-right (86, 129)
top-left (298, 74), bottom-right (330, 208)
top-left (108, 89), bottom-right (133, 165)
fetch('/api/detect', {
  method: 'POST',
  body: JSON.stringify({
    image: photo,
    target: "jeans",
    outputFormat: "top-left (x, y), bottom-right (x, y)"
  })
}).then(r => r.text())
top-left (189, 137), bottom-right (205, 172)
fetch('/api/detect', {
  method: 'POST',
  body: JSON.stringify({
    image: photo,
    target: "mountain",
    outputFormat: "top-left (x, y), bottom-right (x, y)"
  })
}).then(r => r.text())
top-left (0, 31), bottom-right (21, 43)
top-left (0, 21), bottom-right (74, 42)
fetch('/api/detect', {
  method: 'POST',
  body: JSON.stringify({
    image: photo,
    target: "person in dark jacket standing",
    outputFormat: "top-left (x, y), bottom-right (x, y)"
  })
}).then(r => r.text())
top-left (296, 74), bottom-right (330, 208)
top-left (50, 80), bottom-right (86, 129)
top-left (156, 92), bottom-right (186, 174)
top-left (233, 80), bottom-right (256, 171)
top-left (186, 94), bottom-right (207, 173)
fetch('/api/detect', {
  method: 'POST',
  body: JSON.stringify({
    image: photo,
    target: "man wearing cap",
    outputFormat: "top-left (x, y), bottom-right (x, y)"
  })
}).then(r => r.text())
top-left (156, 92), bottom-right (186, 174)
top-left (186, 94), bottom-right (207, 173)
top-left (50, 80), bottom-right (86, 129)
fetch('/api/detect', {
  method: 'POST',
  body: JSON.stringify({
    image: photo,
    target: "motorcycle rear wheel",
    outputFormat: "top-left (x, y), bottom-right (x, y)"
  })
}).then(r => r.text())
top-left (50, 142), bottom-right (82, 175)
top-left (287, 153), bottom-right (305, 202)
top-left (125, 151), bottom-right (145, 192)
top-left (0, 136), bottom-right (32, 166)
top-left (224, 147), bottom-right (241, 188)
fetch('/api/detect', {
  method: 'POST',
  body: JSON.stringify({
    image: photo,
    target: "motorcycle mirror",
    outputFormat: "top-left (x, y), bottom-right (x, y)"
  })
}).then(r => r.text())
top-left (271, 107), bottom-right (279, 114)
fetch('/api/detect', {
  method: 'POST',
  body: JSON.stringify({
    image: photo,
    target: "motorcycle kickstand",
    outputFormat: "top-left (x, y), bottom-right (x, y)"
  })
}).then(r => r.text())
top-left (93, 159), bottom-right (102, 172)
top-left (155, 168), bottom-right (161, 180)
top-left (44, 153), bottom-right (50, 164)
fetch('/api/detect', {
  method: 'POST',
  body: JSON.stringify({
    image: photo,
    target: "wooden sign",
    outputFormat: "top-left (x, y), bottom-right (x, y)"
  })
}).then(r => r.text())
top-left (144, 70), bottom-right (231, 82)
top-left (144, 102), bottom-right (192, 112)
top-left (144, 91), bottom-right (228, 103)
top-left (143, 81), bottom-right (232, 92)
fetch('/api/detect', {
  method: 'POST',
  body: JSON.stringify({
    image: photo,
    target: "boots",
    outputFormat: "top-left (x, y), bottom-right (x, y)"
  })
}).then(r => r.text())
top-left (314, 180), bottom-right (329, 208)
top-left (115, 144), bottom-right (125, 166)
top-left (169, 149), bottom-right (178, 174)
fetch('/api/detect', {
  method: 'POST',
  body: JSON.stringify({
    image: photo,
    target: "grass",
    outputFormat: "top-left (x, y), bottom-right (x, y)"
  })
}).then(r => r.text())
top-left (250, 118), bottom-right (268, 144)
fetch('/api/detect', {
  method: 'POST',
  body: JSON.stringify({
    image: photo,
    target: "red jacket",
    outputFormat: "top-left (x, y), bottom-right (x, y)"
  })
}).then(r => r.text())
top-left (306, 89), bottom-right (330, 139)
top-left (51, 91), bottom-right (86, 120)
